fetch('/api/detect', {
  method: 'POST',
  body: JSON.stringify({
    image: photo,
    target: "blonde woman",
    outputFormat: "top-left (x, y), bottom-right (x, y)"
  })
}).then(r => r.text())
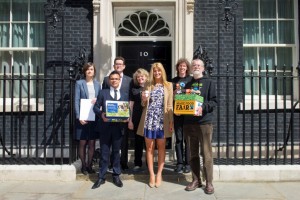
top-left (137, 62), bottom-right (174, 188)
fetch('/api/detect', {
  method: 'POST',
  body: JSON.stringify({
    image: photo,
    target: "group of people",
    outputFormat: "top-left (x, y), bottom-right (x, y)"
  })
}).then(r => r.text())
top-left (74, 56), bottom-right (217, 194)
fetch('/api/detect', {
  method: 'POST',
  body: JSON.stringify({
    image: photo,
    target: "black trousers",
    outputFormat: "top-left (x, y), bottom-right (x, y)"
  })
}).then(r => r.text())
top-left (134, 133), bottom-right (145, 167)
top-left (174, 115), bottom-right (190, 166)
top-left (120, 126), bottom-right (129, 167)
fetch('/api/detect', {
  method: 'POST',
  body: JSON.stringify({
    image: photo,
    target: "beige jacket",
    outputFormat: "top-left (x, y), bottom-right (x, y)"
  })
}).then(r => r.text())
top-left (137, 82), bottom-right (174, 138)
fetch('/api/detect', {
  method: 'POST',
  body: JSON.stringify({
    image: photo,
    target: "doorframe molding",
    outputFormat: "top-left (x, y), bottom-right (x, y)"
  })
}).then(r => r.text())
top-left (92, 0), bottom-right (194, 82)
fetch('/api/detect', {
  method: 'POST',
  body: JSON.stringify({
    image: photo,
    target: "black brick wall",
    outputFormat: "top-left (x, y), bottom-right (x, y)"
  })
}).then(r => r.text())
top-left (194, 0), bottom-right (299, 147)
top-left (43, 0), bottom-right (94, 145)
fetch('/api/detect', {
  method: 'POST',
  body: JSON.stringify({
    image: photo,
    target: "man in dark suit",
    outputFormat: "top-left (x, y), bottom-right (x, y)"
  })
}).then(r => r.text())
top-left (102, 56), bottom-right (132, 171)
top-left (92, 71), bottom-right (129, 189)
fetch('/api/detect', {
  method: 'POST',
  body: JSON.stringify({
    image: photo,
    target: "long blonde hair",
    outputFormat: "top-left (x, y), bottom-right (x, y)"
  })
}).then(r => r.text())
top-left (148, 62), bottom-right (169, 87)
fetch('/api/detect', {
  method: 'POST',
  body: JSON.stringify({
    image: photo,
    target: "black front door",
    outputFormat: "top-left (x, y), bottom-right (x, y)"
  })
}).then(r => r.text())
top-left (117, 41), bottom-right (173, 149)
top-left (117, 41), bottom-right (172, 80)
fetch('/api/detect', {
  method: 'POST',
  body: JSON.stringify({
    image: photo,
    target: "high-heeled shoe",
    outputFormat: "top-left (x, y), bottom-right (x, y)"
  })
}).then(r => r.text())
top-left (148, 182), bottom-right (155, 188)
top-left (149, 175), bottom-right (155, 188)
top-left (86, 166), bottom-right (96, 174)
top-left (155, 175), bottom-right (162, 188)
top-left (81, 167), bottom-right (88, 175)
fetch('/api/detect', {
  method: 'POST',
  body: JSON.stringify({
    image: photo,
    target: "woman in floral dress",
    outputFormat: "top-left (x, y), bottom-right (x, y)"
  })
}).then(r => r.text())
top-left (137, 62), bottom-right (174, 188)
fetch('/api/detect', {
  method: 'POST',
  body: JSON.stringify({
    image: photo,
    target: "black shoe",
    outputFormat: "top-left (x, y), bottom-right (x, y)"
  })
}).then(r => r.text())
top-left (174, 164), bottom-right (183, 173)
top-left (121, 165), bottom-right (129, 171)
top-left (132, 166), bottom-right (142, 172)
top-left (112, 176), bottom-right (123, 188)
top-left (81, 167), bottom-right (88, 175)
top-left (91, 178), bottom-right (105, 189)
top-left (87, 166), bottom-right (96, 174)
top-left (107, 165), bottom-right (113, 173)
top-left (184, 165), bottom-right (191, 173)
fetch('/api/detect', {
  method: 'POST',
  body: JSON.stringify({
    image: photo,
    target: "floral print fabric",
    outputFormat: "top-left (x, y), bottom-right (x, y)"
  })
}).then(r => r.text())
top-left (144, 84), bottom-right (164, 139)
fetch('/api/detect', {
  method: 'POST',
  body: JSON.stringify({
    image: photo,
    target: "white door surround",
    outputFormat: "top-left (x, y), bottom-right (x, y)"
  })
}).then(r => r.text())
top-left (92, 0), bottom-right (195, 82)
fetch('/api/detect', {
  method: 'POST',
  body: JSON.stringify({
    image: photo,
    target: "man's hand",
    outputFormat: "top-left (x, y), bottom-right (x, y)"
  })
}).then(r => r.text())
top-left (101, 112), bottom-right (109, 122)
top-left (194, 106), bottom-right (203, 116)
top-left (128, 121), bottom-right (134, 130)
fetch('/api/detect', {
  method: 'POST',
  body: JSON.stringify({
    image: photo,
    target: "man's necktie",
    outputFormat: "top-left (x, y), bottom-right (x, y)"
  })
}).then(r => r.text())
top-left (114, 89), bottom-right (117, 100)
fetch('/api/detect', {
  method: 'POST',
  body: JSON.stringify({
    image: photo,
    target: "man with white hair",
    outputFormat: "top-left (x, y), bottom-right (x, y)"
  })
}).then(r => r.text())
top-left (183, 58), bottom-right (217, 194)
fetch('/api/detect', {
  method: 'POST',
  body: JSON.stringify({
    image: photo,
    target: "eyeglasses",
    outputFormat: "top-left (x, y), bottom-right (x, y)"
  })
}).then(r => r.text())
top-left (114, 63), bottom-right (124, 66)
top-left (110, 78), bottom-right (120, 80)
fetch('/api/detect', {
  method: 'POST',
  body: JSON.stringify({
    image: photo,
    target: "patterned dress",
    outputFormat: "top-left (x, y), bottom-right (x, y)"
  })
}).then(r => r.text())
top-left (144, 84), bottom-right (164, 139)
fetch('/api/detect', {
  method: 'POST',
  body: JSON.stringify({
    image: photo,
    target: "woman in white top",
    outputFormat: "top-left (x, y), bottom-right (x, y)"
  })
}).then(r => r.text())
top-left (74, 62), bottom-right (101, 175)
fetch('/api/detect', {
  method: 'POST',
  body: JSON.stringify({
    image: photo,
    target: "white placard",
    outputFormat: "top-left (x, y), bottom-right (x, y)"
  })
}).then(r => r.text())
top-left (79, 99), bottom-right (95, 121)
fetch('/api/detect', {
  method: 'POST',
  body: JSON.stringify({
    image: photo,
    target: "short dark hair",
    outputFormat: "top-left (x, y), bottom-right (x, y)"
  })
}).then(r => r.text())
top-left (114, 56), bottom-right (126, 65)
top-left (109, 70), bottom-right (121, 79)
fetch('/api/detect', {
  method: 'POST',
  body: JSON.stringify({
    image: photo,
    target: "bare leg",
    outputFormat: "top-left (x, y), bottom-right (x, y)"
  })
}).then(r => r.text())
top-left (145, 138), bottom-right (155, 187)
top-left (155, 138), bottom-right (166, 187)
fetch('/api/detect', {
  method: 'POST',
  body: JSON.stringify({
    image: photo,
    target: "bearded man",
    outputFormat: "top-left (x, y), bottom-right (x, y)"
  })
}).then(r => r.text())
top-left (183, 58), bottom-right (217, 194)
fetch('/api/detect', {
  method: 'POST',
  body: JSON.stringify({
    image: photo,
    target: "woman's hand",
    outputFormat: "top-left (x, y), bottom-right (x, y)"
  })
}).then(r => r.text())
top-left (91, 98), bottom-right (97, 104)
top-left (169, 121), bottom-right (174, 132)
top-left (141, 90), bottom-right (149, 102)
top-left (79, 120), bottom-right (88, 125)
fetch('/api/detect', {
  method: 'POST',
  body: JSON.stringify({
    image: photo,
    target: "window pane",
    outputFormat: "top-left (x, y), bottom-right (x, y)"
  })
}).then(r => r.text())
top-left (277, 72), bottom-right (292, 95)
top-left (0, 23), bottom-right (10, 47)
top-left (278, 0), bottom-right (294, 18)
top-left (278, 21), bottom-right (294, 44)
top-left (0, 51), bottom-right (11, 73)
top-left (243, 21), bottom-right (259, 44)
top-left (260, 0), bottom-right (276, 18)
top-left (12, 23), bottom-right (28, 47)
top-left (261, 21), bottom-right (276, 43)
top-left (277, 47), bottom-right (292, 70)
top-left (0, 51), bottom-right (11, 97)
top-left (12, 0), bottom-right (28, 21)
top-left (243, 0), bottom-right (258, 18)
top-left (13, 51), bottom-right (28, 74)
top-left (0, 0), bottom-right (10, 21)
top-left (244, 47), bottom-right (257, 70)
top-left (31, 51), bottom-right (45, 74)
top-left (259, 47), bottom-right (275, 70)
top-left (245, 72), bottom-right (259, 95)
top-left (31, 0), bottom-right (45, 21)
top-left (30, 23), bottom-right (45, 47)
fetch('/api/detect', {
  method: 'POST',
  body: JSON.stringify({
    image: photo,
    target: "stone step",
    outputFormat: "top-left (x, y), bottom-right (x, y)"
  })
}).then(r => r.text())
top-left (76, 161), bottom-right (193, 182)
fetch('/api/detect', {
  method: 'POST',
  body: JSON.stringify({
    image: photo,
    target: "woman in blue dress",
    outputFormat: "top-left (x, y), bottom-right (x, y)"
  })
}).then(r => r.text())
top-left (137, 62), bottom-right (174, 188)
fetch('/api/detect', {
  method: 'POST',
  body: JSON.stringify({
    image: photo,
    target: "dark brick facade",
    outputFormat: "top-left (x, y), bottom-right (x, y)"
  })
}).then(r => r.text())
top-left (43, 0), bottom-right (94, 146)
top-left (194, 0), bottom-right (299, 149)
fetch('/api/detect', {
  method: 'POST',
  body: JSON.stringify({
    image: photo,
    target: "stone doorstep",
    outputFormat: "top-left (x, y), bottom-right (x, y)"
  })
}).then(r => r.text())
top-left (0, 165), bottom-right (76, 181)
top-left (0, 163), bottom-right (300, 182)
top-left (76, 161), bottom-right (300, 182)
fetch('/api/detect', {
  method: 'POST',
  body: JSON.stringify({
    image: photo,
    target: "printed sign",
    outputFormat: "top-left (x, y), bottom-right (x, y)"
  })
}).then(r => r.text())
top-left (106, 101), bottom-right (130, 119)
top-left (174, 94), bottom-right (203, 115)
